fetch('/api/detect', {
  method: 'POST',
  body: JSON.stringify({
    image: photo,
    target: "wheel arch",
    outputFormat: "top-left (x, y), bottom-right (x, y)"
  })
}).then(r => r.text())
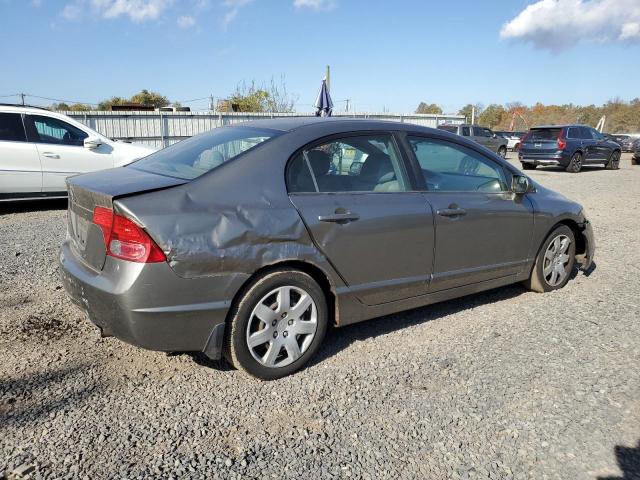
top-left (226, 260), bottom-right (338, 328)
top-left (549, 219), bottom-right (586, 257)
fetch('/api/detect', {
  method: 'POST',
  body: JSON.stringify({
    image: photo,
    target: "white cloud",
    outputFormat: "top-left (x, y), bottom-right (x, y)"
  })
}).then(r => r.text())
top-left (221, 0), bottom-right (253, 26)
top-left (293, 0), bottom-right (335, 11)
top-left (62, 0), bottom-right (172, 22)
top-left (177, 15), bottom-right (195, 28)
top-left (500, 0), bottom-right (640, 51)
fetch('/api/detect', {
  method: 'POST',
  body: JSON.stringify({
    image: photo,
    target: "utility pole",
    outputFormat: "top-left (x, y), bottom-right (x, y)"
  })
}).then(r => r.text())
top-left (471, 105), bottom-right (475, 124)
top-left (209, 94), bottom-right (215, 112)
top-left (325, 65), bottom-right (330, 92)
top-left (20, 93), bottom-right (25, 106)
top-left (345, 99), bottom-right (350, 113)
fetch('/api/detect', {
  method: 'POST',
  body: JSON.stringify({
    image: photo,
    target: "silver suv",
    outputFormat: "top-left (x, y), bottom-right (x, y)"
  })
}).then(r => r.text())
top-left (437, 123), bottom-right (508, 158)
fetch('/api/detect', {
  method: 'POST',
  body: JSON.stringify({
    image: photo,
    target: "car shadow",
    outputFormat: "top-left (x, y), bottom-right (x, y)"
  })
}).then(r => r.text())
top-left (310, 283), bottom-right (526, 368)
top-left (0, 198), bottom-right (67, 215)
top-left (597, 439), bottom-right (640, 479)
top-left (534, 166), bottom-right (608, 173)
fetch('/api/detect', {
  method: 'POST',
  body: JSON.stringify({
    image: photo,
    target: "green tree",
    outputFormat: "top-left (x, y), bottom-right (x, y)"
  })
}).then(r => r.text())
top-left (130, 89), bottom-right (169, 108)
top-left (415, 102), bottom-right (443, 114)
top-left (458, 103), bottom-right (483, 123)
top-left (98, 96), bottom-right (127, 110)
top-left (478, 104), bottom-right (506, 128)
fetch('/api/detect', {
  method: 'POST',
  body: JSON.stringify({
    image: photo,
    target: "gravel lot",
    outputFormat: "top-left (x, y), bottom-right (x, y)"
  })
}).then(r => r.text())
top-left (1, 153), bottom-right (639, 479)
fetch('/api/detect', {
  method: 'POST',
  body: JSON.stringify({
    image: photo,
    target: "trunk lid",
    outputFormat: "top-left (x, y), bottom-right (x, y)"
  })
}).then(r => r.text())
top-left (66, 166), bottom-right (186, 270)
top-left (520, 127), bottom-right (563, 155)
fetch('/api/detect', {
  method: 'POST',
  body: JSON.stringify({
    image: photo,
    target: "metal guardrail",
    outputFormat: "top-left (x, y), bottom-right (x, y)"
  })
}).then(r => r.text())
top-left (63, 111), bottom-right (466, 148)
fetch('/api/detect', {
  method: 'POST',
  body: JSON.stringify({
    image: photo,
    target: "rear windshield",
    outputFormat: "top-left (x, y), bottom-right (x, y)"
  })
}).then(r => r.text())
top-left (437, 125), bottom-right (458, 133)
top-left (528, 128), bottom-right (562, 141)
top-left (130, 126), bottom-right (280, 180)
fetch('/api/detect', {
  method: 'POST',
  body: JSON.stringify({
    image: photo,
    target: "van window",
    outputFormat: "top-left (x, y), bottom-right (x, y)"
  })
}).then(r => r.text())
top-left (0, 113), bottom-right (27, 142)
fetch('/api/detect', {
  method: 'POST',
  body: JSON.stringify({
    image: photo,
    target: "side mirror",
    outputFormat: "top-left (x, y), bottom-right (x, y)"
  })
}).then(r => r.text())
top-left (512, 174), bottom-right (530, 195)
top-left (492, 133), bottom-right (497, 138)
top-left (84, 137), bottom-right (102, 150)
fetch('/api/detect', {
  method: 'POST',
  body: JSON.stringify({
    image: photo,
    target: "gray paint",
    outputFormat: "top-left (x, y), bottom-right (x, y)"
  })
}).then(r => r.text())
top-left (61, 118), bottom-right (595, 360)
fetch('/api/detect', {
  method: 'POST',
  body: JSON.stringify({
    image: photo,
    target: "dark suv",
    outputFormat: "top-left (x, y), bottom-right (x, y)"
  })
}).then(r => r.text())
top-left (519, 125), bottom-right (621, 173)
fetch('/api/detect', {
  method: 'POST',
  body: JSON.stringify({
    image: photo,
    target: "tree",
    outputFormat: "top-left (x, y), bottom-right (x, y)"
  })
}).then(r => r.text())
top-left (98, 96), bottom-right (127, 111)
top-left (130, 89), bottom-right (169, 108)
top-left (478, 104), bottom-right (506, 128)
top-left (415, 102), bottom-right (443, 115)
top-left (228, 77), bottom-right (298, 113)
top-left (458, 103), bottom-right (483, 123)
top-left (51, 102), bottom-right (91, 111)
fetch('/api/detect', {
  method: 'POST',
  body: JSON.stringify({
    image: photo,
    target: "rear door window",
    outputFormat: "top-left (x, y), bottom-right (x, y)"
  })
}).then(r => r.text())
top-left (287, 134), bottom-right (410, 193)
top-left (0, 113), bottom-right (27, 142)
top-left (566, 127), bottom-right (579, 139)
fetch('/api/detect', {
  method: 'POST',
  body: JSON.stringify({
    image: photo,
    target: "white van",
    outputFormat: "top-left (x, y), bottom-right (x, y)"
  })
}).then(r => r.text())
top-left (0, 105), bottom-right (156, 201)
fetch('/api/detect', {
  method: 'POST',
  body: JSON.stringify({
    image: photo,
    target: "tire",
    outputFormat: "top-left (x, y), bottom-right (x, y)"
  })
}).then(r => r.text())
top-left (565, 152), bottom-right (583, 173)
top-left (224, 268), bottom-right (328, 380)
top-left (498, 146), bottom-right (507, 159)
top-left (606, 150), bottom-right (621, 170)
top-left (523, 225), bottom-right (576, 293)
top-left (522, 163), bottom-right (536, 170)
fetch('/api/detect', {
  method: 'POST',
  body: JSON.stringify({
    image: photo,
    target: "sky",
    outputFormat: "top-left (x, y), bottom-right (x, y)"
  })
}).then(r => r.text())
top-left (1, 0), bottom-right (639, 114)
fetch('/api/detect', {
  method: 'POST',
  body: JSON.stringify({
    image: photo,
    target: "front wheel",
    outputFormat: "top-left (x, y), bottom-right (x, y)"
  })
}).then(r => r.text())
top-left (606, 150), bottom-right (621, 170)
top-left (523, 225), bottom-right (576, 293)
top-left (566, 152), bottom-right (583, 173)
top-left (498, 146), bottom-right (507, 158)
top-left (224, 269), bottom-right (328, 380)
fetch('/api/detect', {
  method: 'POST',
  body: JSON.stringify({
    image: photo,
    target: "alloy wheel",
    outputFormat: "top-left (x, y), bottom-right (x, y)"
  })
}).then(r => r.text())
top-left (543, 235), bottom-right (572, 287)
top-left (246, 286), bottom-right (318, 368)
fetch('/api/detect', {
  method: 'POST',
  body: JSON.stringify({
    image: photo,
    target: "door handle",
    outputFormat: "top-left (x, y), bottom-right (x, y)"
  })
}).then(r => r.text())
top-left (42, 152), bottom-right (60, 159)
top-left (318, 212), bottom-right (360, 223)
top-left (437, 208), bottom-right (467, 217)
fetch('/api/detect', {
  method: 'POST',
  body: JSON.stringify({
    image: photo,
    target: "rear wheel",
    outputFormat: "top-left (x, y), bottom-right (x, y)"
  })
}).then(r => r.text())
top-left (498, 146), bottom-right (507, 158)
top-left (524, 225), bottom-right (576, 293)
top-left (224, 269), bottom-right (328, 380)
top-left (566, 152), bottom-right (583, 173)
top-left (606, 150), bottom-right (621, 170)
top-left (521, 163), bottom-right (536, 170)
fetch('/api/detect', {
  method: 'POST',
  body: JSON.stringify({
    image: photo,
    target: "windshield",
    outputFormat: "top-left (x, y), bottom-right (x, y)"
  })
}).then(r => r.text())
top-left (130, 126), bottom-right (280, 180)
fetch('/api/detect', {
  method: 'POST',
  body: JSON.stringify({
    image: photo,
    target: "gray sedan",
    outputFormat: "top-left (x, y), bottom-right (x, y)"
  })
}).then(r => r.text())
top-left (60, 118), bottom-right (595, 380)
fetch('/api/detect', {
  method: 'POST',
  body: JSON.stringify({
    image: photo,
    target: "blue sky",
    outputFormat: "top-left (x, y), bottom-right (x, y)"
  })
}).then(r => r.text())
top-left (1, 0), bottom-right (639, 113)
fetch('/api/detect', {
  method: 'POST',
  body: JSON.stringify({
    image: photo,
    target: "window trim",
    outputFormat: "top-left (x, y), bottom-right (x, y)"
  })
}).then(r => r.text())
top-left (401, 134), bottom-right (511, 194)
top-left (24, 114), bottom-right (89, 147)
top-left (0, 112), bottom-right (28, 143)
top-left (285, 130), bottom-right (418, 195)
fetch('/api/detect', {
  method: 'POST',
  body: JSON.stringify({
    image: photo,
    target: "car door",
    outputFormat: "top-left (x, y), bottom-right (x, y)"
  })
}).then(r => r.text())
top-left (24, 114), bottom-right (114, 192)
top-left (587, 128), bottom-right (610, 162)
top-left (405, 135), bottom-right (534, 292)
top-left (0, 112), bottom-right (42, 196)
top-left (287, 132), bottom-right (435, 306)
top-left (578, 127), bottom-right (598, 161)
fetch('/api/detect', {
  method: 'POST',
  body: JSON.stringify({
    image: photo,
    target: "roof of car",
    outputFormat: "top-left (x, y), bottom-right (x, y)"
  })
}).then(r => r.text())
top-left (0, 103), bottom-right (51, 112)
top-left (531, 124), bottom-right (589, 129)
top-left (233, 116), bottom-right (439, 133)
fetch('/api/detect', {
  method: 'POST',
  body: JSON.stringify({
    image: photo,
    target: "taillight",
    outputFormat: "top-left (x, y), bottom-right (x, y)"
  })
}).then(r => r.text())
top-left (557, 130), bottom-right (566, 150)
top-left (92, 207), bottom-right (165, 263)
top-left (518, 132), bottom-right (530, 149)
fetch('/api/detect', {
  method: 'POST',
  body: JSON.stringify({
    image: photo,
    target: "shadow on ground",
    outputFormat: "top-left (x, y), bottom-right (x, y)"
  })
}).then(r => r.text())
top-left (0, 198), bottom-right (67, 215)
top-left (0, 363), bottom-right (104, 429)
top-left (598, 440), bottom-right (640, 480)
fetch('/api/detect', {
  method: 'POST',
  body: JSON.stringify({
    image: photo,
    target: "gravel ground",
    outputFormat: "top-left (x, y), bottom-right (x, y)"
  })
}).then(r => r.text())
top-left (1, 153), bottom-right (639, 479)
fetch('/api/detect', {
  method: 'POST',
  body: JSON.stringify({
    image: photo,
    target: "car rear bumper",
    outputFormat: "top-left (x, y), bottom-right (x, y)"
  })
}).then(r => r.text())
top-left (519, 152), bottom-right (568, 166)
top-left (59, 239), bottom-right (245, 360)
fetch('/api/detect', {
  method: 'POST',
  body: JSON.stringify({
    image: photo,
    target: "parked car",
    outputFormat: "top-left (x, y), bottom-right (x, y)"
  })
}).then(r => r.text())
top-left (518, 125), bottom-right (621, 172)
top-left (0, 104), bottom-right (155, 201)
top-left (437, 123), bottom-right (508, 158)
top-left (495, 131), bottom-right (526, 151)
top-left (633, 138), bottom-right (640, 164)
top-left (611, 134), bottom-right (635, 152)
top-left (60, 118), bottom-right (595, 380)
